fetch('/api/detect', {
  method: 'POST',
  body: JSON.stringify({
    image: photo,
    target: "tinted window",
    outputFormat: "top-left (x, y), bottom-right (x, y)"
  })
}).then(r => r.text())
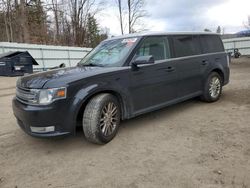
top-left (135, 37), bottom-right (170, 61)
top-left (200, 35), bottom-right (224, 53)
top-left (173, 35), bottom-right (201, 57)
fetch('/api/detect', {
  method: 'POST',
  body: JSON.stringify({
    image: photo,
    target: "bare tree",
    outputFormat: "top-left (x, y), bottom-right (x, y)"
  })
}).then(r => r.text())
top-left (128, 0), bottom-right (147, 33)
top-left (51, 0), bottom-right (60, 43)
top-left (19, 0), bottom-right (30, 42)
top-left (0, 0), bottom-right (106, 46)
top-left (69, 0), bottom-right (96, 45)
top-left (116, 0), bottom-right (147, 34)
top-left (248, 15), bottom-right (250, 28)
top-left (117, 0), bottom-right (124, 34)
top-left (1, 0), bottom-right (14, 41)
top-left (243, 15), bottom-right (250, 29)
top-left (68, 0), bottom-right (103, 46)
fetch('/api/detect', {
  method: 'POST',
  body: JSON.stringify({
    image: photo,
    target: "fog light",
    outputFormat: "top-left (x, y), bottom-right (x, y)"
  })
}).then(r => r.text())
top-left (30, 126), bottom-right (55, 133)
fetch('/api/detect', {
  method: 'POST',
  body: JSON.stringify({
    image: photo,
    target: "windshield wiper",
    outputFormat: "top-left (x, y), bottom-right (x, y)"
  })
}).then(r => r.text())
top-left (79, 63), bottom-right (104, 67)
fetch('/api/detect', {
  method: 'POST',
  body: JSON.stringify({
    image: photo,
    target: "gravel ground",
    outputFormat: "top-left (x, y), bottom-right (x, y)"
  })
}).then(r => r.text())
top-left (0, 57), bottom-right (250, 188)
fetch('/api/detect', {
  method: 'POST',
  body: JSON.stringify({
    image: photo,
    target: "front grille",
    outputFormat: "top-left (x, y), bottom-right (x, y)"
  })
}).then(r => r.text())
top-left (16, 87), bottom-right (37, 104)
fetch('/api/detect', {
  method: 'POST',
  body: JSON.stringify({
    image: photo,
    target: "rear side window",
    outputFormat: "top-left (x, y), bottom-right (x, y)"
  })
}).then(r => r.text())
top-left (200, 35), bottom-right (224, 53)
top-left (172, 35), bottom-right (201, 58)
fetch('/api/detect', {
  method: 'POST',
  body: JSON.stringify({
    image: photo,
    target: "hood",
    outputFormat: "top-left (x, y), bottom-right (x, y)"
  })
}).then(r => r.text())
top-left (17, 66), bottom-right (117, 89)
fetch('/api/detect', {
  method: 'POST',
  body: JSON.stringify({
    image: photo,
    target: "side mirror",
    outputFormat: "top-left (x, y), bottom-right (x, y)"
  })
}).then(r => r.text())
top-left (131, 55), bottom-right (154, 71)
top-left (132, 55), bottom-right (154, 65)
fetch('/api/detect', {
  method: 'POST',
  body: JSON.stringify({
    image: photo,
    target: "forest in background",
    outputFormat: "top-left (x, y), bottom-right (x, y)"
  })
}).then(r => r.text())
top-left (0, 0), bottom-right (109, 47)
top-left (0, 0), bottom-right (147, 48)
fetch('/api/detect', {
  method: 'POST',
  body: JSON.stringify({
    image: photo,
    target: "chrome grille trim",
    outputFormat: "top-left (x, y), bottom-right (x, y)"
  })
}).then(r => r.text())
top-left (16, 87), bottom-right (38, 104)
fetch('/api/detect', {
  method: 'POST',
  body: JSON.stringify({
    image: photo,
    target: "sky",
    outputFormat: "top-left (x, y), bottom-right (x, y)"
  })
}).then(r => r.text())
top-left (97, 0), bottom-right (250, 36)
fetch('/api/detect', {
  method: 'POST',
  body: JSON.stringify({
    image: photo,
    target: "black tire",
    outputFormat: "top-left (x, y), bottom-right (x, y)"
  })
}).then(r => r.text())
top-left (200, 72), bottom-right (222, 102)
top-left (82, 93), bottom-right (121, 144)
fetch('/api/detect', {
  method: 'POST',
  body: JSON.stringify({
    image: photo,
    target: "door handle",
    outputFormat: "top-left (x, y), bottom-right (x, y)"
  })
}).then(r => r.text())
top-left (156, 67), bottom-right (175, 72)
top-left (202, 60), bottom-right (208, 65)
top-left (215, 58), bottom-right (220, 62)
top-left (165, 66), bottom-right (175, 72)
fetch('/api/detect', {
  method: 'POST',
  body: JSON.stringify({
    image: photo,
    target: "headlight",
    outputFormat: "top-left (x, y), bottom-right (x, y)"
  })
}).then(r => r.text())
top-left (37, 87), bottom-right (66, 105)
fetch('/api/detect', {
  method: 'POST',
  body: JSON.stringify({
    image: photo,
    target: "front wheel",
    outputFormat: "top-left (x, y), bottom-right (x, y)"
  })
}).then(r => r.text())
top-left (82, 93), bottom-right (121, 144)
top-left (200, 72), bottom-right (222, 102)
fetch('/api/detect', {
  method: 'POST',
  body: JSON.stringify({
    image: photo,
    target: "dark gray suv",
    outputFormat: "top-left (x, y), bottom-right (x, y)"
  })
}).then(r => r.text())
top-left (12, 32), bottom-right (230, 144)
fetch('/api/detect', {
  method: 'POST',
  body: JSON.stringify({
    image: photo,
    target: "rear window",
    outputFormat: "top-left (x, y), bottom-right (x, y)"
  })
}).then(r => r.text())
top-left (200, 35), bottom-right (224, 53)
top-left (172, 35), bottom-right (201, 57)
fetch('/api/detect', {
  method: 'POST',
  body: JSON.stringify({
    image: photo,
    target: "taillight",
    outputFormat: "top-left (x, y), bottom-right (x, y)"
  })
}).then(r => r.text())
top-left (226, 54), bottom-right (230, 66)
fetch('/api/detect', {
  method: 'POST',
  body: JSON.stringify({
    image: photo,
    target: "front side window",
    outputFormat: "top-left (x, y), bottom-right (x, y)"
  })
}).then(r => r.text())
top-left (135, 36), bottom-right (171, 61)
top-left (79, 37), bottom-right (138, 67)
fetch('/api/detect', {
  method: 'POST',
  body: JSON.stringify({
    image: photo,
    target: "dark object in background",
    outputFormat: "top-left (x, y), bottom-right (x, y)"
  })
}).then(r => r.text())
top-left (0, 51), bottom-right (38, 76)
top-left (236, 29), bottom-right (250, 37)
top-left (234, 48), bottom-right (241, 58)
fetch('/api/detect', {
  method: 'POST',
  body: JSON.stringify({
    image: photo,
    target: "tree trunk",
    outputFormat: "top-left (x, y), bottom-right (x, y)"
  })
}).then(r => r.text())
top-left (52, 0), bottom-right (60, 43)
top-left (7, 0), bottom-right (14, 41)
top-left (19, 0), bottom-right (30, 43)
top-left (117, 0), bottom-right (124, 35)
top-left (3, 13), bottom-right (10, 42)
top-left (128, 0), bottom-right (131, 33)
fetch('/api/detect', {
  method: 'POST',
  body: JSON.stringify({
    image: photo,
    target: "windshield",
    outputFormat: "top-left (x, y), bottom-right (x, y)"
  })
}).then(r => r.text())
top-left (78, 37), bottom-right (138, 67)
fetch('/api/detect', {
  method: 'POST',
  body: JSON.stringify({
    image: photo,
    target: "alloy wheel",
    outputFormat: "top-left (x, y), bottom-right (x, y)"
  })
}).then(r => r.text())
top-left (209, 76), bottom-right (221, 98)
top-left (100, 102), bottom-right (118, 136)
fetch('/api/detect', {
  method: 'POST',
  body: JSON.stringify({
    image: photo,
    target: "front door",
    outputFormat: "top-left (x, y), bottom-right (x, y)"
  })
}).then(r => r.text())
top-left (129, 36), bottom-right (178, 115)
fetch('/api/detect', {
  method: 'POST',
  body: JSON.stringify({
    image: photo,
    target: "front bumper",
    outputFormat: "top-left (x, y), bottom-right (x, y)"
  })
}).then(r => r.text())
top-left (12, 98), bottom-right (74, 138)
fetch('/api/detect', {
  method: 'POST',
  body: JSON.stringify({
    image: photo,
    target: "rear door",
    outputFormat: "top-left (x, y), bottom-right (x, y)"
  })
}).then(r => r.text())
top-left (129, 36), bottom-right (178, 115)
top-left (200, 35), bottom-right (226, 74)
top-left (171, 35), bottom-right (204, 97)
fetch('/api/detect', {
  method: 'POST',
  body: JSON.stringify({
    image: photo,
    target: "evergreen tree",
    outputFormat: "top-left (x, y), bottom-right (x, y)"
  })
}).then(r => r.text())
top-left (27, 0), bottom-right (48, 43)
top-left (85, 14), bottom-right (107, 48)
top-left (216, 26), bottom-right (221, 34)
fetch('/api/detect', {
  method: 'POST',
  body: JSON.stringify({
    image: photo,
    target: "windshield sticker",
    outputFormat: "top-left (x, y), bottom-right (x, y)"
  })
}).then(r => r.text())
top-left (122, 38), bottom-right (137, 44)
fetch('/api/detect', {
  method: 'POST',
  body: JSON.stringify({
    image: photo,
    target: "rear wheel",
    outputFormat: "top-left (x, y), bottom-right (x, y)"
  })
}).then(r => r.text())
top-left (201, 72), bottom-right (222, 102)
top-left (82, 93), bottom-right (121, 144)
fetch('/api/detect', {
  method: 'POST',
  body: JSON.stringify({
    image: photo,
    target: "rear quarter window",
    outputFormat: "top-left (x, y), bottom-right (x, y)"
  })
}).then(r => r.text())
top-left (172, 35), bottom-right (201, 58)
top-left (200, 35), bottom-right (224, 53)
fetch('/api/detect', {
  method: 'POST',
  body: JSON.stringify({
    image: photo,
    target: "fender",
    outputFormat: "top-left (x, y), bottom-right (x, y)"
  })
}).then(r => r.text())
top-left (203, 61), bottom-right (225, 84)
top-left (69, 81), bottom-right (133, 125)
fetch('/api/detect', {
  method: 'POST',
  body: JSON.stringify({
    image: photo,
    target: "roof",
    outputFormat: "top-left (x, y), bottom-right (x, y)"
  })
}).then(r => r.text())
top-left (0, 51), bottom-right (39, 65)
top-left (106, 31), bottom-right (219, 41)
top-left (0, 51), bottom-right (21, 59)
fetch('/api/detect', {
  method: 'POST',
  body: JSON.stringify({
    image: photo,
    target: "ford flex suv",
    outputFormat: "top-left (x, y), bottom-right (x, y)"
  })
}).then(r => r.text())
top-left (12, 32), bottom-right (230, 144)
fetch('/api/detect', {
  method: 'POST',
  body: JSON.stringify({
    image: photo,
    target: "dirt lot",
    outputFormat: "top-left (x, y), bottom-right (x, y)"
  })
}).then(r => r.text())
top-left (0, 57), bottom-right (250, 188)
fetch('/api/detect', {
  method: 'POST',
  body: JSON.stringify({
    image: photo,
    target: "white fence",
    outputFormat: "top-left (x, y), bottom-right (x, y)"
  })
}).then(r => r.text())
top-left (1, 38), bottom-right (248, 71)
top-left (0, 42), bottom-right (92, 70)
top-left (222, 37), bottom-right (250, 55)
